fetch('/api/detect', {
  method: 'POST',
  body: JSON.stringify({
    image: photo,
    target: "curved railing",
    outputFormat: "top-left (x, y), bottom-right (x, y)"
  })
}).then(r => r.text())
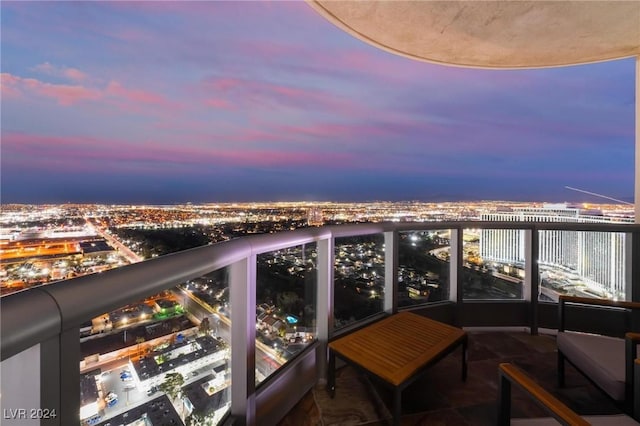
top-left (1, 221), bottom-right (639, 426)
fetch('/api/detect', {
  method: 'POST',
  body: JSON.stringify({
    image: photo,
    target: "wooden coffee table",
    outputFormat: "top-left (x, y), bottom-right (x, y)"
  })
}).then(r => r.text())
top-left (328, 311), bottom-right (467, 426)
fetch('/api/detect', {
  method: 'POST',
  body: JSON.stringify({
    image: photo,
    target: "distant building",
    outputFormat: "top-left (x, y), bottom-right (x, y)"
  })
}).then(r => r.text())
top-left (258, 315), bottom-right (285, 336)
top-left (154, 298), bottom-right (184, 318)
top-left (79, 371), bottom-right (100, 424)
top-left (79, 240), bottom-right (114, 255)
top-left (0, 228), bottom-right (20, 241)
top-left (307, 208), bottom-right (324, 226)
top-left (133, 335), bottom-right (228, 391)
top-left (284, 326), bottom-right (314, 343)
top-left (182, 366), bottom-right (230, 424)
top-left (480, 203), bottom-right (633, 299)
top-left (95, 395), bottom-right (182, 426)
top-left (48, 227), bottom-right (97, 239)
top-left (1, 226), bottom-right (97, 241)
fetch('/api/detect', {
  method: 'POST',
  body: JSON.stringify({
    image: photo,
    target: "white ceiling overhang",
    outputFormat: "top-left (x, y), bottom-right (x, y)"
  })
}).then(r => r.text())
top-left (307, 1), bottom-right (640, 69)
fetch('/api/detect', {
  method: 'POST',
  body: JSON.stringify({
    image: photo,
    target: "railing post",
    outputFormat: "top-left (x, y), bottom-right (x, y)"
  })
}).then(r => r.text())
top-left (628, 231), bottom-right (640, 330)
top-left (625, 232), bottom-right (633, 303)
top-left (634, 54), bottom-right (639, 224)
top-left (384, 231), bottom-right (398, 315)
top-left (37, 337), bottom-right (59, 426)
top-left (229, 256), bottom-right (256, 426)
top-left (316, 236), bottom-right (334, 384)
top-left (524, 228), bottom-right (539, 335)
top-left (59, 329), bottom-right (80, 426)
top-left (450, 227), bottom-right (463, 326)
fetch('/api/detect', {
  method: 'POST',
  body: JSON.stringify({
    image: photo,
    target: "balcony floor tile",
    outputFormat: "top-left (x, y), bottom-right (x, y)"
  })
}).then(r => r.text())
top-left (278, 331), bottom-right (622, 426)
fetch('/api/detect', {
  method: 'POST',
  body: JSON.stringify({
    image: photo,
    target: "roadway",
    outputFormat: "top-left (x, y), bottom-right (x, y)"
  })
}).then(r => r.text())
top-left (173, 287), bottom-right (284, 380)
top-left (85, 218), bottom-right (143, 263)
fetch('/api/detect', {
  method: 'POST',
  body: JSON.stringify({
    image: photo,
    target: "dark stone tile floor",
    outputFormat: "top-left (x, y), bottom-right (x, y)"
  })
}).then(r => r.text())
top-left (278, 331), bottom-right (622, 426)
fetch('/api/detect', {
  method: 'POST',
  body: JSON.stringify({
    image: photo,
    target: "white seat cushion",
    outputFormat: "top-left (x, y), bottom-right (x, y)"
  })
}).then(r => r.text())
top-left (557, 331), bottom-right (636, 401)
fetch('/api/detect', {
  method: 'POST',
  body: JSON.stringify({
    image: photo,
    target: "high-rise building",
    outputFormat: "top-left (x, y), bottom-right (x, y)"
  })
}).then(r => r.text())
top-left (480, 204), bottom-right (633, 298)
top-left (307, 208), bottom-right (324, 227)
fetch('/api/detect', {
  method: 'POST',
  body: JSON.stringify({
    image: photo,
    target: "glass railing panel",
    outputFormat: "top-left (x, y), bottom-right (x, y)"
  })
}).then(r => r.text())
top-left (255, 243), bottom-right (317, 386)
top-left (80, 268), bottom-right (231, 426)
top-left (538, 230), bottom-right (629, 302)
top-left (466, 228), bottom-right (524, 300)
top-left (397, 230), bottom-right (450, 307)
top-left (333, 234), bottom-right (385, 329)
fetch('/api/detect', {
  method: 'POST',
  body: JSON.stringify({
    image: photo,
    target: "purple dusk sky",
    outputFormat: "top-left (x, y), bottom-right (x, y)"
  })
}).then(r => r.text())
top-left (0, 1), bottom-right (635, 204)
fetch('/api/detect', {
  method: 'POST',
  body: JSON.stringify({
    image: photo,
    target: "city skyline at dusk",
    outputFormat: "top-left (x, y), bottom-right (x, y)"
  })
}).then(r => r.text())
top-left (1, 1), bottom-right (635, 204)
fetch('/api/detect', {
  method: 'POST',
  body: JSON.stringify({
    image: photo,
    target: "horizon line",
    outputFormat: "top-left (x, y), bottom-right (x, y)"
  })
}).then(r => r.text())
top-left (0, 199), bottom-right (634, 207)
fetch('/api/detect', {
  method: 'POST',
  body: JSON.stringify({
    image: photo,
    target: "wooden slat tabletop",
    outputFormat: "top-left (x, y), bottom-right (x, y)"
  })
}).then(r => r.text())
top-left (329, 312), bottom-right (466, 386)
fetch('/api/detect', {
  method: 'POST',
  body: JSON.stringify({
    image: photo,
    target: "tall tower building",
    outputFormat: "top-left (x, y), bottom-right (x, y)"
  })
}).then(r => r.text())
top-left (307, 208), bottom-right (324, 227)
top-left (480, 204), bottom-right (633, 299)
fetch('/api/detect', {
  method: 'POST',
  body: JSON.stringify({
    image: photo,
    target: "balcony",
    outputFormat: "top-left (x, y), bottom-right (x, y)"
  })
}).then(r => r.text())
top-left (281, 330), bottom-right (622, 425)
top-left (2, 220), bottom-right (639, 426)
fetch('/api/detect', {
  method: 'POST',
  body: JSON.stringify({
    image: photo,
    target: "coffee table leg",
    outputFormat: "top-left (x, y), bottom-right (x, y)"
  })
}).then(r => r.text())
top-left (328, 349), bottom-right (336, 398)
top-left (393, 388), bottom-right (401, 426)
top-left (461, 336), bottom-right (468, 381)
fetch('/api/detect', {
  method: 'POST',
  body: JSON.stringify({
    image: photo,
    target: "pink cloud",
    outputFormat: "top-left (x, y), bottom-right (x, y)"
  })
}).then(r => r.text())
top-left (106, 81), bottom-right (170, 106)
top-left (31, 62), bottom-right (88, 82)
top-left (64, 68), bottom-right (87, 82)
top-left (212, 149), bottom-right (353, 168)
top-left (106, 1), bottom-right (217, 15)
top-left (204, 98), bottom-right (235, 110)
top-left (276, 122), bottom-right (389, 139)
top-left (208, 78), bottom-right (242, 92)
top-left (37, 83), bottom-right (100, 105)
top-left (226, 128), bottom-right (292, 144)
top-left (3, 73), bottom-right (101, 105)
top-left (5, 126), bottom-right (519, 178)
top-left (1, 73), bottom-right (22, 97)
top-left (235, 40), bottom-right (307, 60)
top-left (3, 71), bottom-right (178, 113)
top-left (203, 76), bottom-right (358, 114)
top-left (2, 132), bottom-right (358, 172)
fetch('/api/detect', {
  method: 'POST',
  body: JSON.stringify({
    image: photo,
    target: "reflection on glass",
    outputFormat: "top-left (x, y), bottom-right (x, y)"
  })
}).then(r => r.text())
top-left (468, 228), bottom-right (524, 299)
top-left (79, 268), bottom-right (231, 426)
top-left (334, 234), bottom-right (384, 329)
top-left (398, 230), bottom-right (450, 307)
top-left (538, 231), bottom-right (627, 302)
top-left (255, 243), bottom-right (317, 385)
